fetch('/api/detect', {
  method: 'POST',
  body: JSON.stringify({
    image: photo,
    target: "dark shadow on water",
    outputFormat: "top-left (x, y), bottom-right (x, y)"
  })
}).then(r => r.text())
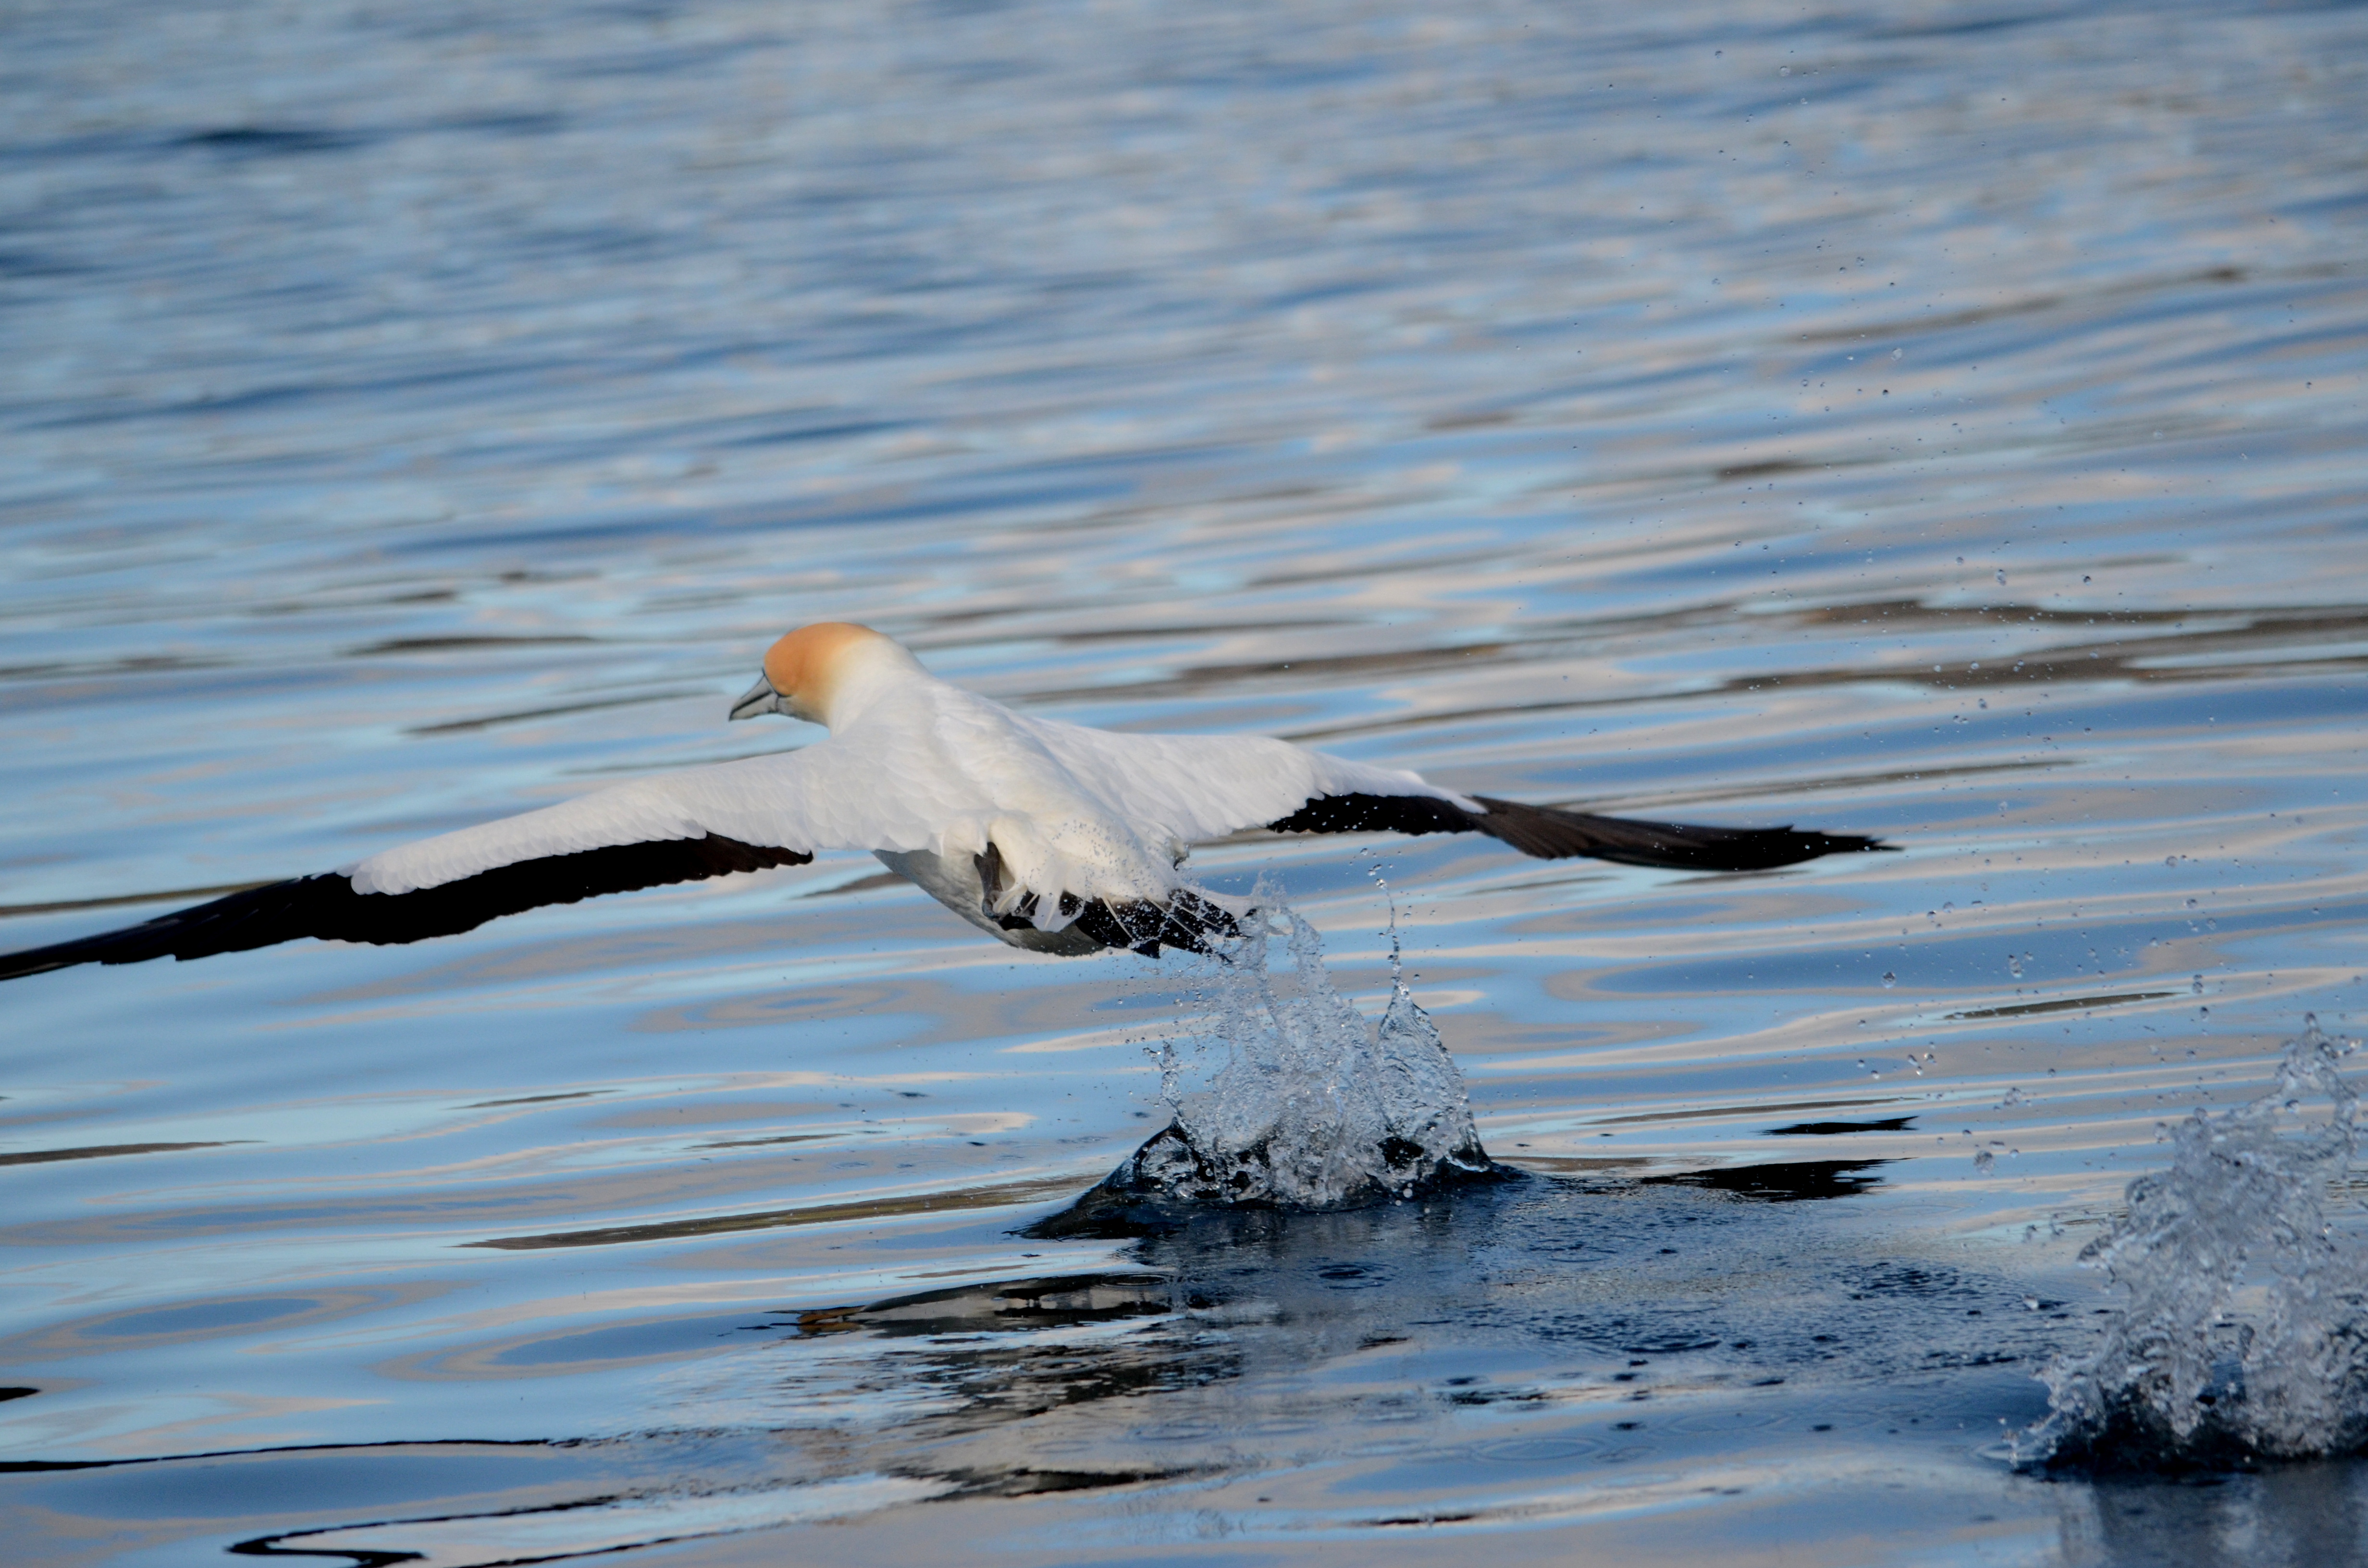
top-left (177, 126), bottom-right (375, 156)
top-left (783, 1274), bottom-right (1176, 1339)
top-left (1018, 1122), bottom-right (1524, 1242)
top-left (469, 1174), bottom-right (1083, 1250)
top-left (1765, 1116), bottom-right (1916, 1136)
top-left (1641, 1158), bottom-right (1891, 1201)
top-left (2030, 1396), bottom-right (2368, 1481)
top-left (1021, 1122), bottom-right (1891, 1242)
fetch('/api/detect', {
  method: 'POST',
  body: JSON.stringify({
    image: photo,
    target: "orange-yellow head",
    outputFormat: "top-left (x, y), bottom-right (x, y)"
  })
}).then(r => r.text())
top-left (728, 622), bottom-right (911, 727)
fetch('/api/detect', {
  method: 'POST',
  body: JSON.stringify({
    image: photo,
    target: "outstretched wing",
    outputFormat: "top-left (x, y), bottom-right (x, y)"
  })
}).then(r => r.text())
top-left (1443, 796), bottom-right (1892, 870)
top-left (1019, 720), bottom-right (1890, 872)
top-left (0, 836), bottom-right (811, 980)
top-left (0, 740), bottom-right (917, 981)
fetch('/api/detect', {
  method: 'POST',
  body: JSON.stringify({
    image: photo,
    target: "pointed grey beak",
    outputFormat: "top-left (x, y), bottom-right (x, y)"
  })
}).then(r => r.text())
top-left (729, 674), bottom-right (787, 722)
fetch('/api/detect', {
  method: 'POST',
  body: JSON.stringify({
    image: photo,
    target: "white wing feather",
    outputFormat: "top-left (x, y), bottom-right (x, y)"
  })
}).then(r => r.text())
top-left (345, 734), bottom-right (940, 895)
top-left (345, 680), bottom-right (1476, 899)
top-left (1015, 716), bottom-right (1477, 843)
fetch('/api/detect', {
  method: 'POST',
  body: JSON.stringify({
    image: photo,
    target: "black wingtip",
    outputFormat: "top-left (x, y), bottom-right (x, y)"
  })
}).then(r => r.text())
top-left (1468, 796), bottom-right (1897, 872)
top-left (0, 948), bottom-right (75, 983)
top-left (1819, 833), bottom-right (1898, 856)
top-left (1261, 790), bottom-right (1896, 873)
top-left (0, 875), bottom-right (349, 982)
top-left (0, 835), bottom-right (817, 985)
top-left (1789, 831), bottom-right (1899, 857)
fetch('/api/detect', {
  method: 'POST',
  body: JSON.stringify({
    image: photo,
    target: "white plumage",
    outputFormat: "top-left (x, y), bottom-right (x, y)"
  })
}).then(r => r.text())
top-left (347, 627), bottom-right (1468, 948)
top-left (1, 622), bottom-right (1887, 980)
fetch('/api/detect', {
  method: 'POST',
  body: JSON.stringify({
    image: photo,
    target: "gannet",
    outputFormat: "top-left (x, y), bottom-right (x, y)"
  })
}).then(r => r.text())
top-left (0, 623), bottom-right (1890, 979)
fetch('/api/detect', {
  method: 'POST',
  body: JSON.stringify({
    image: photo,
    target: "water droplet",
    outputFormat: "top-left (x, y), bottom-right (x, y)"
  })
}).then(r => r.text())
top-left (1779, 65), bottom-right (1790, 74)
top-left (1881, 971), bottom-right (1897, 988)
top-left (1996, 568), bottom-right (2007, 585)
top-left (2083, 575), bottom-right (2092, 583)
top-left (2192, 974), bottom-right (2205, 994)
top-left (2035, 1021), bottom-right (2366, 1460)
top-left (2002, 1087), bottom-right (2024, 1107)
top-left (1138, 888), bottom-right (1484, 1209)
top-left (2009, 955), bottom-right (2023, 977)
top-left (1973, 1148), bottom-right (1996, 1172)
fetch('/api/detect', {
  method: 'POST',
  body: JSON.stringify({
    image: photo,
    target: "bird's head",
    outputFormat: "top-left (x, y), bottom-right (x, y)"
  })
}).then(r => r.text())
top-left (729, 622), bottom-right (917, 729)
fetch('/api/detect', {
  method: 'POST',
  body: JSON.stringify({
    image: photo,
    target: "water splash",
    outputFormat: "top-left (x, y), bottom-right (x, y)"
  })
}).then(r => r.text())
top-left (1069, 891), bottom-right (1499, 1220)
top-left (2016, 1017), bottom-right (2368, 1470)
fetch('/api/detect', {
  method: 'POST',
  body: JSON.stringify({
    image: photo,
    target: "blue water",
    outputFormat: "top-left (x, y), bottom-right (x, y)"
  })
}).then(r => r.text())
top-left (5, 1), bottom-right (2367, 1562)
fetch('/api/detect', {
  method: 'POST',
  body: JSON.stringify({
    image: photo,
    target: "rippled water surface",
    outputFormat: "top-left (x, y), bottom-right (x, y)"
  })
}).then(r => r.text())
top-left (5, 1), bottom-right (2368, 1562)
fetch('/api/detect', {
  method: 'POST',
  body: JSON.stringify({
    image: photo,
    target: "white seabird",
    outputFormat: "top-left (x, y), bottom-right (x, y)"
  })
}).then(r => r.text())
top-left (0, 622), bottom-right (1889, 979)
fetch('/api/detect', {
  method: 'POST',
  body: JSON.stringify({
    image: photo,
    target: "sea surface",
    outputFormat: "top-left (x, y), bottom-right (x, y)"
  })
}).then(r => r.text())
top-left (4, 2), bottom-right (2367, 1563)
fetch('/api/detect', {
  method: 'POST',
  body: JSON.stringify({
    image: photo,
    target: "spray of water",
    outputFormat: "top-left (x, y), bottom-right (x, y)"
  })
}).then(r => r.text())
top-left (2017, 1017), bottom-right (2368, 1469)
top-left (1104, 884), bottom-right (1495, 1212)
